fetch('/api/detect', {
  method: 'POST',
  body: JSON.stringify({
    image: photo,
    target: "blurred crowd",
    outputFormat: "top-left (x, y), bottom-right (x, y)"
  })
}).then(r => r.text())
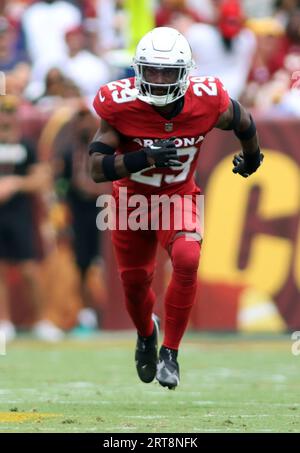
top-left (1, 0), bottom-right (300, 342)
top-left (2, 0), bottom-right (300, 112)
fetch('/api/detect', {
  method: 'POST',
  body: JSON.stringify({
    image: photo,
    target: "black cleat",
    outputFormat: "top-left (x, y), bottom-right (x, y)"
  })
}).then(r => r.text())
top-left (135, 315), bottom-right (160, 383)
top-left (156, 346), bottom-right (180, 390)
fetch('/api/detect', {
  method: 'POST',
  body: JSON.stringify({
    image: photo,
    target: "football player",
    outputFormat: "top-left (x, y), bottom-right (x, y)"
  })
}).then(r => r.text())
top-left (89, 27), bottom-right (263, 389)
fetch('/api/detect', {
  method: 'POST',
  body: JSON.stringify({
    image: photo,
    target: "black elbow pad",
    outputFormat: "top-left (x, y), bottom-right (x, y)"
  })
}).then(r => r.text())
top-left (223, 99), bottom-right (241, 131)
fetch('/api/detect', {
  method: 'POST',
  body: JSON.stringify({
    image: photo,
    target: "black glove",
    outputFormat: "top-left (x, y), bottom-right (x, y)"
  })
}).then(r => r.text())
top-left (232, 148), bottom-right (264, 178)
top-left (144, 138), bottom-right (181, 168)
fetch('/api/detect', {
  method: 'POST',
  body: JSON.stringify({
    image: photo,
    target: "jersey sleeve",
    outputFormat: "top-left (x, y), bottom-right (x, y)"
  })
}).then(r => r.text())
top-left (216, 78), bottom-right (230, 114)
top-left (93, 84), bottom-right (115, 126)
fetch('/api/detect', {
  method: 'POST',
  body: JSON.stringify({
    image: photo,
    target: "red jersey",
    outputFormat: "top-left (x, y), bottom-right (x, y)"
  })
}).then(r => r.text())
top-left (93, 76), bottom-right (229, 196)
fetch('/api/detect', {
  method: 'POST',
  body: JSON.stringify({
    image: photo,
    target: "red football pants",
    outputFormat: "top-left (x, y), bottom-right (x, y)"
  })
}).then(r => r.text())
top-left (111, 188), bottom-right (201, 350)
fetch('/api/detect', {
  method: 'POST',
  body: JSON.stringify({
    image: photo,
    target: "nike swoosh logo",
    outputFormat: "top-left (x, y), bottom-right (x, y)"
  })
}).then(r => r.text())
top-left (99, 90), bottom-right (105, 102)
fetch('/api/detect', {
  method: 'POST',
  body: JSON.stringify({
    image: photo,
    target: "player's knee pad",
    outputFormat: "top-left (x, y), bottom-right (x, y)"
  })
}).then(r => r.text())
top-left (171, 236), bottom-right (201, 278)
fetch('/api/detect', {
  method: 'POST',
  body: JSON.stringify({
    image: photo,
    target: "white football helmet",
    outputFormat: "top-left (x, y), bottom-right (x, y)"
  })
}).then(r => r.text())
top-left (133, 27), bottom-right (195, 106)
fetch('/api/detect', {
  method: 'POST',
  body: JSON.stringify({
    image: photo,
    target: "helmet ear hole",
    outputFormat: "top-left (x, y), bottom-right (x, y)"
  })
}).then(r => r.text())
top-left (133, 27), bottom-right (194, 106)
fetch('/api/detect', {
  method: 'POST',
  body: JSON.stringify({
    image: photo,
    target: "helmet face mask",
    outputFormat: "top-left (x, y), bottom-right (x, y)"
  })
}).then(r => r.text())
top-left (136, 63), bottom-right (188, 106)
top-left (133, 27), bottom-right (194, 107)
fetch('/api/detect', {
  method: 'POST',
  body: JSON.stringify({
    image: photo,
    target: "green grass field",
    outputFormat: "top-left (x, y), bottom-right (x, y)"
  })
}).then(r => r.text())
top-left (0, 333), bottom-right (299, 433)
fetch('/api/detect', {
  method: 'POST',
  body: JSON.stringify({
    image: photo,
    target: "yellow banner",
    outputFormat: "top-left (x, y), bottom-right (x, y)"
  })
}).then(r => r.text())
top-left (124, 0), bottom-right (155, 52)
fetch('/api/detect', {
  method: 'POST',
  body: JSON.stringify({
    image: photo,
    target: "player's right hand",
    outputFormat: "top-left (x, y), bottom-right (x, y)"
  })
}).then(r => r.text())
top-left (144, 139), bottom-right (181, 168)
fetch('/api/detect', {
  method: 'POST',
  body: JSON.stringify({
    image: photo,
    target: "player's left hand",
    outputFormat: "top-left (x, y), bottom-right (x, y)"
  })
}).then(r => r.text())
top-left (232, 150), bottom-right (264, 178)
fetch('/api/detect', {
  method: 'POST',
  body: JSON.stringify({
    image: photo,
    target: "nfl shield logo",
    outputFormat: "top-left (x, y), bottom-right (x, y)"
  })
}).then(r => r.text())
top-left (164, 123), bottom-right (173, 132)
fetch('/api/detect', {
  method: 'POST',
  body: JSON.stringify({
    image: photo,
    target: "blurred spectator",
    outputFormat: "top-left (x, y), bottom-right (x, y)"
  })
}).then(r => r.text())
top-left (260, 9), bottom-right (300, 113)
top-left (0, 15), bottom-right (27, 71)
top-left (172, 0), bottom-right (256, 99)
top-left (244, 8), bottom-right (300, 112)
top-left (63, 76), bottom-right (82, 98)
top-left (96, 0), bottom-right (128, 51)
top-left (33, 67), bottom-right (68, 107)
top-left (283, 7), bottom-right (300, 53)
top-left (186, 0), bottom-right (218, 23)
top-left (60, 25), bottom-right (111, 97)
top-left (83, 17), bottom-right (100, 55)
top-left (242, 0), bottom-right (274, 18)
top-left (5, 62), bottom-right (31, 98)
top-left (77, 0), bottom-right (97, 18)
top-left (155, 0), bottom-right (204, 27)
top-left (247, 17), bottom-right (285, 84)
top-left (274, 0), bottom-right (300, 27)
top-left (1, 1), bottom-right (35, 24)
top-left (42, 67), bottom-right (66, 99)
top-left (30, 67), bottom-right (83, 108)
top-left (56, 105), bottom-right (109, 330)
top-left (22, 0), bottom-right (81, 65)
top-left (0, 95), bottom-right (64, 342)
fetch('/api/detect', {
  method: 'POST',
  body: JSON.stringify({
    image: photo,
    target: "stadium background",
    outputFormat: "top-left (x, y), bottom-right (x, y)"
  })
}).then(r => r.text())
top-left (1, 0), bottom-right (300, 336)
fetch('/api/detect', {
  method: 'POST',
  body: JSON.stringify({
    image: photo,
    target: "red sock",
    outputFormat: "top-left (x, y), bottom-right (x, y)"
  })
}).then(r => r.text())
top-left (163, 236), bottom-right (201, 350)
top-left (121, 269), bottom-right (155, 337)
